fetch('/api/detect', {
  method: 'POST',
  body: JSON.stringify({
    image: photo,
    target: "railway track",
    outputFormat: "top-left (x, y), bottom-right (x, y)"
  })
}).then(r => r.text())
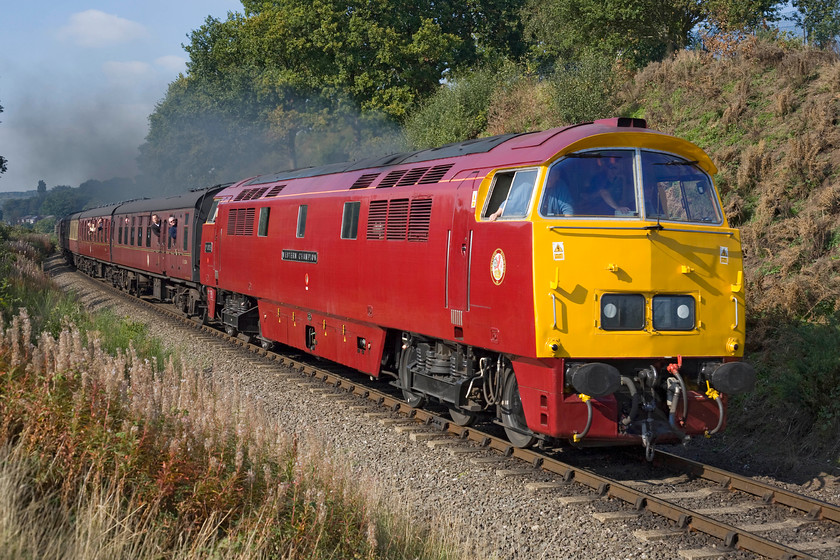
top-left (70, 268), bottom-right (840, 560)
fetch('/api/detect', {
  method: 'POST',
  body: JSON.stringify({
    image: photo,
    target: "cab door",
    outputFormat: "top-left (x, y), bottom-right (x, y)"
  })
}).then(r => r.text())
top-left (446, 171), bottom-right (479, 329)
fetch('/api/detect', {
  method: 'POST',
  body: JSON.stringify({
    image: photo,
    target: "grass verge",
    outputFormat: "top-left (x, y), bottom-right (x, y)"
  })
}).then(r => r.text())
top-left (0, 227), bottom-right (460, 560)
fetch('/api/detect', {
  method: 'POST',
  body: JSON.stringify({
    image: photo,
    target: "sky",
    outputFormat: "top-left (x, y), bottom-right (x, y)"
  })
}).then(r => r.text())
top-left (0, 1), bottom-right (245, 192)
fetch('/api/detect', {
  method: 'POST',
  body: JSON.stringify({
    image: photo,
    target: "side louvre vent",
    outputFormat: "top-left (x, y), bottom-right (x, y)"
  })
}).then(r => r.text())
top-left (350, 173), bottom-right (379, 189)
top-left (265, 184), bottom-right (286, 197)
top-left (407, 198), bottom-right (433, 242)
top-left (385, 199), bottom-right (410, 240)
top-left (377, 170), bottom-right (407, 188)
top-left (418, 163), bottom-right (454, 184)
top-left (234, 187), bottom-right (270, 201)
top-left (366, 198), bottom-right (433, 242)
top-left (396, 167), bottom-right (430, 187)
top-left (227, 208), bottom-right (256, 236)
top-left (366, 200), bottom-right (388, 240)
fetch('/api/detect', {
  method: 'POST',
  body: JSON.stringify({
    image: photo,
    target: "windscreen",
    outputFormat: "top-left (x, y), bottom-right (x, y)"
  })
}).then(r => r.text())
top-left (538, 149), bottom-right (722, 224)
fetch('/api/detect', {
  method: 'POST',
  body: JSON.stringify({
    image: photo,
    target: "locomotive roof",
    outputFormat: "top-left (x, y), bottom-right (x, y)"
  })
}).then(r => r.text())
top-left (243, 132), bottom-right (522, 186)
top-left (225, 118), bottom-right (676, 198)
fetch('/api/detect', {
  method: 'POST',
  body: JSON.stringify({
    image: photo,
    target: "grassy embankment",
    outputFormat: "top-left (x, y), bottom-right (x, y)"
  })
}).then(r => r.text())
top-left (621, 40), bottom-right (840, 466)
top-left (0, 226), bottom-right (459, 559)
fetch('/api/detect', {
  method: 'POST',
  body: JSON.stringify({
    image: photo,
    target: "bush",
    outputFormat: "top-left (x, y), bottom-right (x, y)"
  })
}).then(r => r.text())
top-left (550, 50), bottom-right (623, 125)
top-left (404, 66), bottom-right (501, 148)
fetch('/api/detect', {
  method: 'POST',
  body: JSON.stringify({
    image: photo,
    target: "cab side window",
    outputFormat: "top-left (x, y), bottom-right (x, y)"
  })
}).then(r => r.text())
top-left (483, 169), bottom-right (538, 220)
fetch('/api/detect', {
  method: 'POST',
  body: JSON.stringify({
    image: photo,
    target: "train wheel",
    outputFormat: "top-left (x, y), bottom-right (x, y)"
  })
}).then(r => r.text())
top-left (398, 346), bottom-right (426, 409)
top-left (500, 372), bottom-right (536, 448)
top-left (448, 406), bottom-right (477, 427)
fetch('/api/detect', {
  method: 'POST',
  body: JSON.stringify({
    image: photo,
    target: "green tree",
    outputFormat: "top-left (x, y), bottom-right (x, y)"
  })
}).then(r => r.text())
top-left (141, 1), bottom-right (527, 189)
top-left (36, 180), bottom-right (46, 196)
top-left (523, 0), bottom-right (780, 69)
top-left (793, 0), bottom-right (840, 48)
top-left (41, 185), bottom-right (87, 218)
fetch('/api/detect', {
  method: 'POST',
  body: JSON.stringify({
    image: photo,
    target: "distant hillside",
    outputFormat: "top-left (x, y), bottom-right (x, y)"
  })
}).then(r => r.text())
top-left (621, 40), bottom-right (840, 462)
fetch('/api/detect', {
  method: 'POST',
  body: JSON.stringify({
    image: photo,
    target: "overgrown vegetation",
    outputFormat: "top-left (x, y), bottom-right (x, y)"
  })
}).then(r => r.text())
top-left (0, 229), bottom-right (460, 559)
top-left (618, 39), bottom-right (840, 462)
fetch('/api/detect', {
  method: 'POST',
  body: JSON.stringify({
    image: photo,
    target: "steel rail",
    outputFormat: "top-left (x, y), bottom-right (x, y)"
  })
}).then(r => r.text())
top-left (654, 450), bottom-right (840, 524)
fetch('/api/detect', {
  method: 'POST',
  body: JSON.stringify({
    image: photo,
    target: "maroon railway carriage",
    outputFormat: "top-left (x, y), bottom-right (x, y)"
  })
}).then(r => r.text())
top-left (66, 188), bottom-right (223, 315)
top-left (69, 204), bottom-right (121, 278)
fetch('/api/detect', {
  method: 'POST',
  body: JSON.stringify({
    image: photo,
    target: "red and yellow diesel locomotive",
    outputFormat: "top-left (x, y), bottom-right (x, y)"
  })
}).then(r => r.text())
top-left (59, 118), bottom-right (755, 455)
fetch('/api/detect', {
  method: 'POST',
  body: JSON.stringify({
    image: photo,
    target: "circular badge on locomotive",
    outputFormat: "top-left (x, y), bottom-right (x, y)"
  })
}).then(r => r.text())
top-left (490, 248), bottom-right (506, 285)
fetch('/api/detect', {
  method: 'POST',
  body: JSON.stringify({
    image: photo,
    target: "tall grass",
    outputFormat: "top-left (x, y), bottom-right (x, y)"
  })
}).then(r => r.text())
top-left (0, 228), bottom-right (460, 560)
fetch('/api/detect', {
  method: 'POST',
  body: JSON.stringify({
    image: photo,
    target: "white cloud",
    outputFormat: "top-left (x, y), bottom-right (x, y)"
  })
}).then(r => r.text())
top-left (103, 60), bottom-right (153, 83)
top-left (57, 10), bottom-right (147, 48)
top-left (154, 55), bottom-right (188, 74)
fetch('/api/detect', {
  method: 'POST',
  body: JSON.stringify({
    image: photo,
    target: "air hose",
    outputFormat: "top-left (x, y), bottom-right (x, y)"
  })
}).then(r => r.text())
top-left (573, 394), bottom-right (593, 443)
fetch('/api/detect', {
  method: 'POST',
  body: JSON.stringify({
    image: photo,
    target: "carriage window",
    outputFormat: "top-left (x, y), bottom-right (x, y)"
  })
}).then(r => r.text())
top-left (297, 205), bottom-right (308, 238)
top-left (341, 201), bottom-right (360, 239)
top-left (258, 207), bottom-right (270, 237)
top-left (146, 225), bottom-right (152, 247)
top-left (484, 169), bottom-right (538, 220)
top-left (130, 217), bottom-right (135, 246)
top-left (119, 224), bottom-right (123, 245)
top-left (183, 225), bottom-right (189, 251)
top-left (137, 219), bottom-right (143, 246)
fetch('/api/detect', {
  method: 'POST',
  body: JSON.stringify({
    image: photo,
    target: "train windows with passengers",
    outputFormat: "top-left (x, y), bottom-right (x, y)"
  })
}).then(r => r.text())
top-left (484, 168), bottom-right (539, 220)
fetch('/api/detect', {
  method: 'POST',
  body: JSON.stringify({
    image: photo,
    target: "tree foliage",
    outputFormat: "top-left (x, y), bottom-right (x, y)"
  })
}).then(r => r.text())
top-left (140, 0), bottom-right (527, 191)
top-left (523, 0), bottom-right (781, 70)
top-left (404, 67), bottom-right (501, 149)
top-left (793, 0), bottom-right (840, 48)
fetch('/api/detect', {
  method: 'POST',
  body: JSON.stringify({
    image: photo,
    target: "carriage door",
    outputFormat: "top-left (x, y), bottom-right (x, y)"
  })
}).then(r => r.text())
top-left (165, 211), bottom-right (188, 277)
top-left (446, 171), bottom-right (479, 336)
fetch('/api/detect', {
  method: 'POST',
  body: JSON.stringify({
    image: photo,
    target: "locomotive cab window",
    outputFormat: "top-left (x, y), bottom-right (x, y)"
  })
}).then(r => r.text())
top-left (539, 149), bottom-right (637, 218)
top-left (640, 151), bottom-right (722, 224)
top-left (484, 169), bottom-right (538, 220)
top-left (341, 201), bottom-right (360, 239)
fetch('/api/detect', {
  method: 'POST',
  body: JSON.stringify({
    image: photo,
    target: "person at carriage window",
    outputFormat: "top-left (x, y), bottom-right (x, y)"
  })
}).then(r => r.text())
top-left (540, 177), bottom-right (575, 217)
top-left (150, 214), bottom-right (162, 236)
top-left (168, 217), bottom-right (177, 248)
top-left (488, 169), bottom-right (538, 221)
top-left (587, 155), bottom-right (635, 216)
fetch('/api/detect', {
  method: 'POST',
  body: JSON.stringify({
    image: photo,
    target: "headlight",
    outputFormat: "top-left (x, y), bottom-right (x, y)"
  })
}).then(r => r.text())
top-left (600, 294), bottom-right (645, 330)
top-left (653, 295), bottom-right (695, 331)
